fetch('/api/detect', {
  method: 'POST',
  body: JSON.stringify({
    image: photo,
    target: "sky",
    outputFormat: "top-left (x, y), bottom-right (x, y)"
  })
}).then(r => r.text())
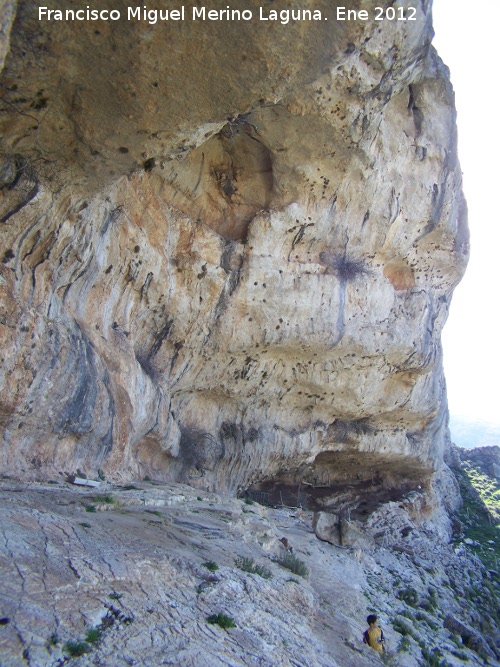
top-left (432, 0), bottom-right (500, 426)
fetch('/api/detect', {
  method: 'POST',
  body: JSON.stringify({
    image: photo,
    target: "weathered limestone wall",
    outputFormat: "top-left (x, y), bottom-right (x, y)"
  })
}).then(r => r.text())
top-left (0, 1), bottom-right (468, 500)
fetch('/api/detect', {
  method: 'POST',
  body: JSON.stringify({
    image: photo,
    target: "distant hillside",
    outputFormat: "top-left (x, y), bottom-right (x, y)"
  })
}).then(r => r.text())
top-left (449, 416), bottom-right (500, 449)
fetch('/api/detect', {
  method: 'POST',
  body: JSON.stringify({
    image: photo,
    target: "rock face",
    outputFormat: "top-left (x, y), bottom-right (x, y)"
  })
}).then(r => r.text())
top-left (0, 1), bottom-right (468, 517)
top-left (460, 446), bottom-right (500, 481)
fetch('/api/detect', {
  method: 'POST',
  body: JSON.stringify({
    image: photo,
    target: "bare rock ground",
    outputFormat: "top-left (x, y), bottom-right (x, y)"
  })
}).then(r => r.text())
top-left (0, 478), bottom-right (498, 667)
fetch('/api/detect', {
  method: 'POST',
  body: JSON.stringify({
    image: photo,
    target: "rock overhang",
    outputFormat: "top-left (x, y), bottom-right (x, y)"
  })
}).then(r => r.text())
top-left (0, 1), bottom-right (468, 506)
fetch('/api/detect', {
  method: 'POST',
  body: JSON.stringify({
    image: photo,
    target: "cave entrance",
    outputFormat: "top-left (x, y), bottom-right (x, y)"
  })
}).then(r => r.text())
top-left (243, 451), bottom-right (432, 521)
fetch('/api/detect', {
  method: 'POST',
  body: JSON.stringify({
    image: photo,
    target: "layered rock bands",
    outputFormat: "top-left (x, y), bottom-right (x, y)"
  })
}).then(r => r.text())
top-left (0, 1), bottom-right (468, 522)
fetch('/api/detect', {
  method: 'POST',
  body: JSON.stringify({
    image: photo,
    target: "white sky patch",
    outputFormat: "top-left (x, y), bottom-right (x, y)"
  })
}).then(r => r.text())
top-left (433, 0), bottom-right (500, 425)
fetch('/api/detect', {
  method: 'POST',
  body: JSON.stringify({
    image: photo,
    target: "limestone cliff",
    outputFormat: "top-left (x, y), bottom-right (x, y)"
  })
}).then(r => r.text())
top-left (0, 1), bottom-right (468, 520)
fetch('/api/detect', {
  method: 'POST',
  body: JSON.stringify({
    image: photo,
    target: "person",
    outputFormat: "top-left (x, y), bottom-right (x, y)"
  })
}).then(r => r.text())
top-left (363, 614), bottom-right (385, 653)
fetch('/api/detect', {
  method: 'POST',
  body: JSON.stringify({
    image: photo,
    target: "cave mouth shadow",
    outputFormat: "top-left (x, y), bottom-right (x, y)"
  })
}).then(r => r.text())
top-left (242, 479), bottom-right (424, 520)
top-left (242, 452), bottom-right (432, 521)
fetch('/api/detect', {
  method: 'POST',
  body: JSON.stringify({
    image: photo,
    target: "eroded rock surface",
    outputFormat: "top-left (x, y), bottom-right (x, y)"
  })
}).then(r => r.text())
top-left (0, 1), bottom-right (468, 524)
top-left (0, 480), bottom-right (498, 667)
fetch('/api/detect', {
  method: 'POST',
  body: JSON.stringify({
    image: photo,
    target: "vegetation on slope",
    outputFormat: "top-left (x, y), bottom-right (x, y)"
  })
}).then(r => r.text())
top-left (454, 459), bottom-right (500, 576)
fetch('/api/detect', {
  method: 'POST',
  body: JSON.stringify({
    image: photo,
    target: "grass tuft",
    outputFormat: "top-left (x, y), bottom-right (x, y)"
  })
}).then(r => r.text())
top-left (207, 613), bottom-right (236, 629)
top-left (397, 586), bottom-right (419, 607)
top-left (93, 494), bottom-right (115, 504)
top-left (392, 618), bottom-right (420, 643)
top-left (63, 641), bottom-right (90, 657)
top-left (273, 553), bottom-right (309, 577)
top-left (398, 636), bottom-right (411, 652)
top-left (202, 561), bottom-right (219, 572)
top-left (235, 556), bottom-right (272, 579)
top-left (85, 627), bottom-right (100, 644)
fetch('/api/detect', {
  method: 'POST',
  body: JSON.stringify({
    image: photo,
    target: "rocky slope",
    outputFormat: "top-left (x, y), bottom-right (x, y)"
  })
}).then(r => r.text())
top-left (0, 477), bottom-right (498, 667)
top-left (0, 1), bottom-right (468, 513)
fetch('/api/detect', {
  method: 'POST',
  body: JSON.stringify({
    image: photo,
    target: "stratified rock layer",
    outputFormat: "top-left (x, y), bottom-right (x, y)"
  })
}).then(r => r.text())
top-left (0, 2), bottom-right (468, 505)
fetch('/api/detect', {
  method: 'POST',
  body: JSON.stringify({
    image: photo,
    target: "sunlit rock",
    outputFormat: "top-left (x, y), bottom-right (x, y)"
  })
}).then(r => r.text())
top-left (0, 2), bottom-right (468, 535)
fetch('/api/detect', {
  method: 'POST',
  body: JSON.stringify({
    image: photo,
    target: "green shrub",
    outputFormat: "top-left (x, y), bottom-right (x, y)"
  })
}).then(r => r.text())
top-left (397, 586), bottom-right (419, 607)
top-left (273, 553), bottom-right (309, 577)
top-left (235, 556), bottom-right (272, 579)
top-left (63, 641), bottom-right (90, 657)
top-left (84, 504), bottom-right (96, 513)
top-left (203, 561), bottom-right (219, 572)
top-left (393, 619), bottom-right (412, 637)
top-left (453, 463), bottom-right (500, 576)
top-left (251, 563), bottom-right (272, 579)
top-left (235, 556), bottom-right (254, 572)
top-left (415, 611), bottom-right (438, 630)
top-left (85, 627), bottom-right (100, 644)
top-left (393, 618), bottom-right (420, 643)
top-left (207, 613), bottom-right (236, 629)
top-left (109, 592), bottom-right (123, 600)
top-left (94, 494), bottom-right (115, 504)
top-left (419, 599), bottom-right (436, 614)
top-left (428, 586), bottom-right (438, 610)
top-left (398, 636), bottom-right (411, 652)
top-left (420, 646), bottom-right (452, 667)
